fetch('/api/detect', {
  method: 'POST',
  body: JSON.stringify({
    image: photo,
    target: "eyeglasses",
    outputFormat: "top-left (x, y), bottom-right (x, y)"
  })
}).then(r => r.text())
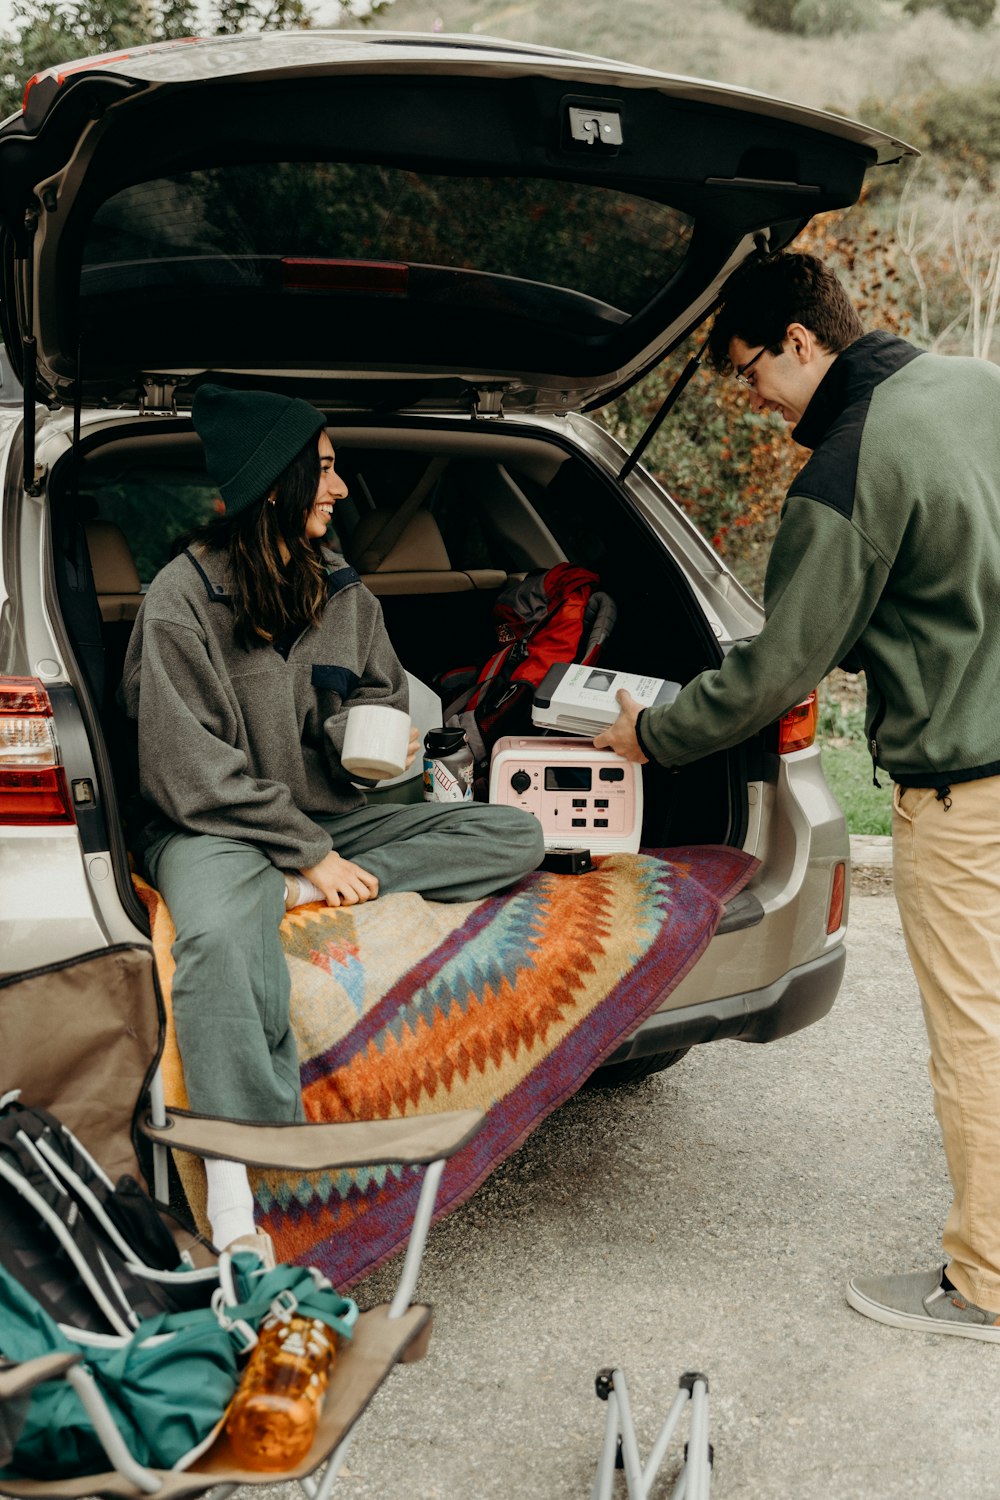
top-left (734, 346), bottom-right (767, 389)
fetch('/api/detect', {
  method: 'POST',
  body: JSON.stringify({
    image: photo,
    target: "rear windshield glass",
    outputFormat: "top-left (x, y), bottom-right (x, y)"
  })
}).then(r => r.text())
top-left (82, 162), bottom-right (694, 319)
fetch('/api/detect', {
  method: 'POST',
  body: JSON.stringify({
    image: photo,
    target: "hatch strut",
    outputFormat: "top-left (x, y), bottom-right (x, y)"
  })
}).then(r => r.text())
top-left (21, 207), bottom-right (41, 496)
top-left (71, 336), bottom-right (84, 504)
top-left (618, 232), bottom-right (772, 483)
top-left (617, 331), bottom-right (710, 484)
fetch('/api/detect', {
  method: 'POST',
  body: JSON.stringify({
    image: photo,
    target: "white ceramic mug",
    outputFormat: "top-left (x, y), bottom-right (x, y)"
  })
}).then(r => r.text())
top-left (340, 704), bottom-right (411, 780)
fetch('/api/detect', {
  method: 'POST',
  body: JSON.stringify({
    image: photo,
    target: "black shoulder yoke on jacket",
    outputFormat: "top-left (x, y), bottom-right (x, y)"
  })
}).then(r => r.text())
top-left (788, 332), bottom-right (924, 520)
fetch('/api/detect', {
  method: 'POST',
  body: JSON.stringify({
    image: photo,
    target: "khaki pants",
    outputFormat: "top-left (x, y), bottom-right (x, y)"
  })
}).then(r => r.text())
top-left (893, 775), bottom-right (1000, 1309)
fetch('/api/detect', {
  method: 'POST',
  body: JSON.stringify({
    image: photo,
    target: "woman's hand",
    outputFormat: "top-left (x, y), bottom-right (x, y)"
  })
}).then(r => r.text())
top-left (302, 850), bottom-right (379, 906)
top-left (404, 724), bottom-right (421, 770)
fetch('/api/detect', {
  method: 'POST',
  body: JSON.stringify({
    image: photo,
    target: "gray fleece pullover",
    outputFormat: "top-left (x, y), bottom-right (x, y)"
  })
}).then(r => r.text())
top-left (121, 543), bottom-right (407, 870)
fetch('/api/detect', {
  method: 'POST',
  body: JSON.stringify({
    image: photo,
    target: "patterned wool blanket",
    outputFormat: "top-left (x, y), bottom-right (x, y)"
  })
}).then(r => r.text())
top-left (136, 846), bottom-right (757, 1289)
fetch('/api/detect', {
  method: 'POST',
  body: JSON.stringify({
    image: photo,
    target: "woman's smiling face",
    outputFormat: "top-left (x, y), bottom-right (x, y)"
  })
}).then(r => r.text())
top-left (304, 430), bottom-right (348, 540)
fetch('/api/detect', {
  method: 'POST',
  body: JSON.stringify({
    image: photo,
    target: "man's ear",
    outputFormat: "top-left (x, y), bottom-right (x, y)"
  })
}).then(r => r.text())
top-left (785, 322), bottom-right (826, 365)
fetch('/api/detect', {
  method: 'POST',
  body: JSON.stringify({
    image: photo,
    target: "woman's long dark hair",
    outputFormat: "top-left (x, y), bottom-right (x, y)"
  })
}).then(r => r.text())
top-left (180, 433), bottom-right (328, 648)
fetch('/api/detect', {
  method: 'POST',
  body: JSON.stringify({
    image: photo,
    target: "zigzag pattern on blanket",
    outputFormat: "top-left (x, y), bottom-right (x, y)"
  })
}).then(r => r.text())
top-left (140, 847), bottom-right (757, 1288)
top-left (297, 857), bottom-right (661, 1113)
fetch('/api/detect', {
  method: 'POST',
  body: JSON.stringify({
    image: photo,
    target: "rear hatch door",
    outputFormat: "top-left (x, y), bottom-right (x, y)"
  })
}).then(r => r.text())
top-left (0, 32), bottom-right (915, 413)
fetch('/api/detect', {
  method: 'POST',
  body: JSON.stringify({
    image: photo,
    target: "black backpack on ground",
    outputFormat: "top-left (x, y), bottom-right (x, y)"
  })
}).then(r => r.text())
top-left (0, 1096), bottom-right (217, 1338)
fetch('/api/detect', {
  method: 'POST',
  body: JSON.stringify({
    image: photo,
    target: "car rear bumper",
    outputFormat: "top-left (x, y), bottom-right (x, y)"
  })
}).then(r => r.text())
top-left (603, 942), bottom-right (847, 1063)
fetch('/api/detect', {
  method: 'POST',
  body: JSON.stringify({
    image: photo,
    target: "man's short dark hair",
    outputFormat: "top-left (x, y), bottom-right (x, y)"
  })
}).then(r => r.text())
top-left (707, 252), bottom-right (864, 374)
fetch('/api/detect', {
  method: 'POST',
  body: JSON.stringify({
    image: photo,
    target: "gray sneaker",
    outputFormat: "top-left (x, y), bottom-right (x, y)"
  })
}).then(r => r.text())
top-left (847, 1267), bottom-right (1000, 1341)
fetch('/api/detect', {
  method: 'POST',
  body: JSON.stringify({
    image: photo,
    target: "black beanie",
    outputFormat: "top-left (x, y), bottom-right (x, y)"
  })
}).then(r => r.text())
top-left (192, 384), bottom-right (326, 517)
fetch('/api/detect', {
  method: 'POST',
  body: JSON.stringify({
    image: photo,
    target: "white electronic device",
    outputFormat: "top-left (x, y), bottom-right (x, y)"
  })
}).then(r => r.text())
top-left (532, 662), bottom-right (680, 737)
top-left (489, 736), bottom-right (643, 854)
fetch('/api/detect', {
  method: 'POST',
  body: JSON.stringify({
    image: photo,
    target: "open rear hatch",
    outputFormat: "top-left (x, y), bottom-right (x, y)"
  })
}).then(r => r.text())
top-left (0, 32), bottom-right (915, 419)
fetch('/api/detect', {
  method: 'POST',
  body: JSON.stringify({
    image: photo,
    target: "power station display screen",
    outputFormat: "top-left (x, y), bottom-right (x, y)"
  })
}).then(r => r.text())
top-left (544, 766), bottom-right (592, 791)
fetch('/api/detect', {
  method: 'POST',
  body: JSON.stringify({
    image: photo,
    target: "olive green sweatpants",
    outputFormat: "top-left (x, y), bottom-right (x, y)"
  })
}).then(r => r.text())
top-left (144, 801), bottom-right (544, 1123)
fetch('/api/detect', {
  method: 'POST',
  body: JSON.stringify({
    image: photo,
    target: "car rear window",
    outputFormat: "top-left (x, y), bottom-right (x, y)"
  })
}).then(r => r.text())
top-left (82, 161), bottom-right (694, 322)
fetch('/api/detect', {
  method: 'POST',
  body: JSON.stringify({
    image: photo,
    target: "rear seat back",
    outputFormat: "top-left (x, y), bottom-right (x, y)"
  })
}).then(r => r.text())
top-left (84, 519), bottom-right (144, 623)
top-left (351, 509), bottom-right (506, 684)
top-left (354, 508), bottom-right (505, 595)
top-left (82, 520), bottom-right (144, 798)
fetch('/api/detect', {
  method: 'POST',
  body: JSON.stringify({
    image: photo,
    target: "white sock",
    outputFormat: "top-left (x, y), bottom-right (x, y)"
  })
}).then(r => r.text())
top-left (284, 872), bottom-right (326, 909)
top-left (204, 1158), bottom-right (256, 1249)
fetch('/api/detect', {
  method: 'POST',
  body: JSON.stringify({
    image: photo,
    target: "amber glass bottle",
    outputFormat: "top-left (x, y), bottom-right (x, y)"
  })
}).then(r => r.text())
top-left (226, 1314), bottom-right (337, 1471)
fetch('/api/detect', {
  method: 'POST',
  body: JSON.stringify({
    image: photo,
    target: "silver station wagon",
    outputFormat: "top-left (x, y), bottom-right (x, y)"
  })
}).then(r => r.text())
top-left (0, 32), bottom-right (912, 1082)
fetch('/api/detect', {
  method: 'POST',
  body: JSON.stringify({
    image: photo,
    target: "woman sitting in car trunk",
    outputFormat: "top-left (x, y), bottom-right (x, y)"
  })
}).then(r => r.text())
top-left (121, 383), bottom-right (543, 1260)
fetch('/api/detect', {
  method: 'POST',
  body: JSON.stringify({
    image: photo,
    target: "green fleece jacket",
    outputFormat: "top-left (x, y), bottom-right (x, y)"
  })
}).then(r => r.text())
top-left (637, 332), bottom-right (1000, 788)
top-left (121, 543), bottom-right (407, 869)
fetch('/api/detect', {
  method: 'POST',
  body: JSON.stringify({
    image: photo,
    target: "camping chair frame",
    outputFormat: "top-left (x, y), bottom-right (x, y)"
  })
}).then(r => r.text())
top-left (591, 1367), bottom-right (712, 1500)
top-left (0, 944), bottom-right (482, 1499)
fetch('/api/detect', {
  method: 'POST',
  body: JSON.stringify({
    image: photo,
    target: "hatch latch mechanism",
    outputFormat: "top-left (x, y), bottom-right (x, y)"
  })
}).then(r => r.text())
top-left (566, 106), bottom-right (623, 152)
top-left (140, 375), bottom-right (181, 414)
top-left (472, 385), bottom-right (508, 420)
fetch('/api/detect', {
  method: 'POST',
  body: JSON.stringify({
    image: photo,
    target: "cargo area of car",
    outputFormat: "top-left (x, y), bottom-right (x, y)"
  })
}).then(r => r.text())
top-left (47, 414), bottom-right (753, 932)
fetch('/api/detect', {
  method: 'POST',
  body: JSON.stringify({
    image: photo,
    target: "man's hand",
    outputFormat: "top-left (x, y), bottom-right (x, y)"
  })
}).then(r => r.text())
top-left (404, 724), bottom-right (420, 770)
top-left (593, 689), bottom-right (649, 764)
top-left (302, 850), bottom-right (379, 907)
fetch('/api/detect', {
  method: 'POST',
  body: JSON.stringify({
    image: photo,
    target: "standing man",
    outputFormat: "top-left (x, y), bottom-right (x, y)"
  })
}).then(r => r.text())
top-left (595, 251), bottom-right (1000, 1341)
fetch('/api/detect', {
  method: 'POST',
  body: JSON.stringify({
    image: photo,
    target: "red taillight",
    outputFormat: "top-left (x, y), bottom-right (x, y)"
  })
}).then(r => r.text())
top-left (0, 767), bottom-right (74, 824)
top-left (827, 860), bottom-right (847, 934)
top-left (1, 677), bottom-right (56, 714)
top-left (0, 677), bottom-right (74, 825)
top-left (778, 691), bottom-right (818, 755)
